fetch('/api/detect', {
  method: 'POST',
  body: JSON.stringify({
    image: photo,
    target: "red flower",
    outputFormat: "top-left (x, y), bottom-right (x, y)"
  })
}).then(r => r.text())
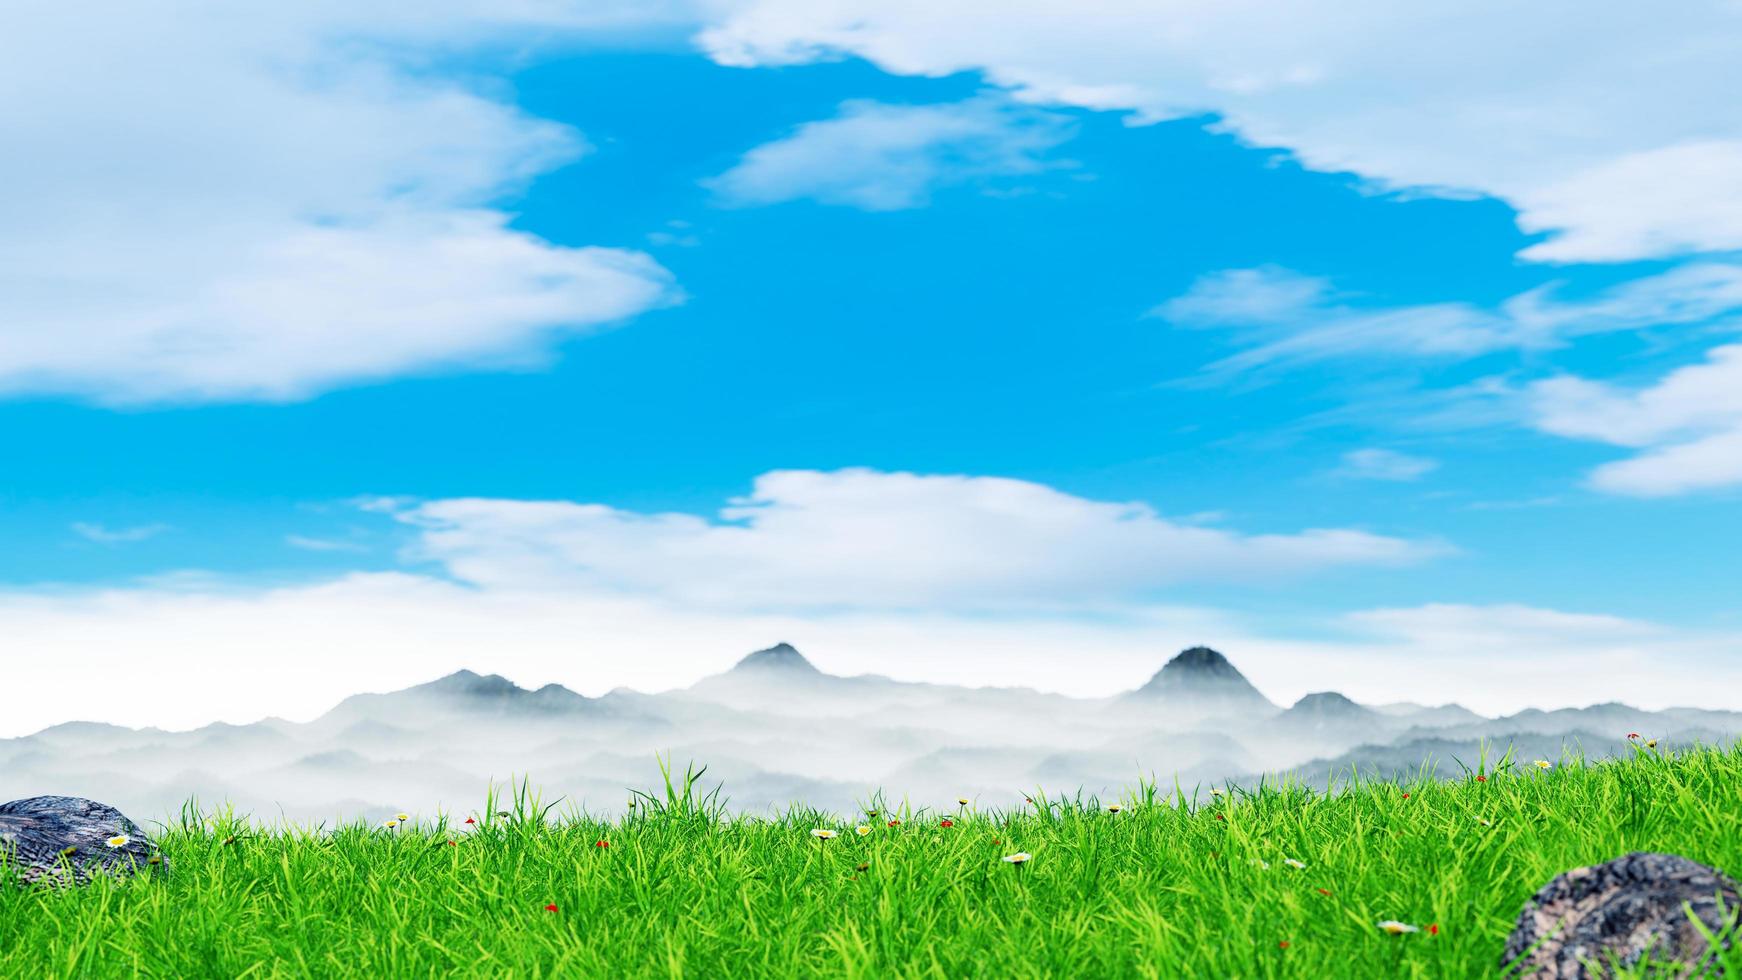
top-left (1429, 924), bottom-right (1439, 936)
top-left (1215, 814), bottom-right (1226, 821)
top-left (1278, 941), bottom-right (1290, 949)
top-left (447, 840), bottom-right (457, 847)
top-left (992, 839), bottom-right (1002, 845)
top-left (1627, 732), bottom-right (1641, 740)
top-left (1475, 775), bottom-right (1487, 782)
top-left (464, 817), bottom-right (476, 825)
top-left (940, 819), bottom-right (953, 828)
top-left (1316, 888), bottom-right (1330, 896)
top-left (887, 819), bottom-right (900, 827)
top-left (544, 904), bottom-right (558, 912)
top-left (1402, 793), bottom-right (1410, 799)
top-left (595, 840), bottom-right (609, 848)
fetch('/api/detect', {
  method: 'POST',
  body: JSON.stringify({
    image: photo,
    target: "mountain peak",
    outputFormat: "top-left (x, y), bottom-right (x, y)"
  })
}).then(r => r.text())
top-left (1131, 646), bottom-right (1273, 709)
top-left (1286, 691), bottom-right (1369, 717)
top-left (730, 642), bottom-right (821, 676)
top-left (417, 670), bottom-right (520, 697)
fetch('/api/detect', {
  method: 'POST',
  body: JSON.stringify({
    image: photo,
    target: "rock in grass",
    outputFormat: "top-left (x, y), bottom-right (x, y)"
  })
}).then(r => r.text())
top-left (1502, 852), bottom-right (1739, 978)
top-left (0, 796), bottom-right (166, 886)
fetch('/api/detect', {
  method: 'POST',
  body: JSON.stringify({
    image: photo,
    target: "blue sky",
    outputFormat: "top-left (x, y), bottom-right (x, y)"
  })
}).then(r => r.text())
top-left (4, 4), bottom-right (1742, 733)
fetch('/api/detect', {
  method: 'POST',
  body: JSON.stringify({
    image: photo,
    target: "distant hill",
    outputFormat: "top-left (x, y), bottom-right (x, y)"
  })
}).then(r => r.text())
top-left (1126, 646), bottom-right (1278, 719)
top-left (5, 641), bottom-right (1739, 822)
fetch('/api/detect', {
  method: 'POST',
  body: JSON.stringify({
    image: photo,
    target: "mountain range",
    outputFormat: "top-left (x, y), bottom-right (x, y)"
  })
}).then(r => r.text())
top-left (3, 644), bottom-right (1737, 823)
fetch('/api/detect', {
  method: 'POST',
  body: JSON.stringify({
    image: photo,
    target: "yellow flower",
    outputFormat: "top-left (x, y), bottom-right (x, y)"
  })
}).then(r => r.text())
top-left (810, 828), bottom-right (838, 840)
top-left (855, 825), bottom-right (871, 837)
top-left (1001, 852), bottom-right (1032, 864)
top-left (1646, 739), bottom-right (1659, 749)
top-left (105, 835), bottom-right (130, 849)
top-left (1107, 804), bottom-right (1122, 814)
top-left (1210, 787), bottom-right (1226, 797)
top-left (1283, 858), bottom-right (1306, 870)
top-left (383, 819), bottom-right (398, 829)
top-left (957, 797), bottom-right (970, 806)
top-left (1377, 920), bottom-right (1421, 935)
top-left (396, 812), bottom-right (410, 821)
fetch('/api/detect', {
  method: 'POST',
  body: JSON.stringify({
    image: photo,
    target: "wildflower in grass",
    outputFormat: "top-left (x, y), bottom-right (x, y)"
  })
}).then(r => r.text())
top-left (105, 835), bottom-right (129, 849)
top-left (1107, 804), bottom-right (1121, 814)
top-left (855, 825), bottom-right (871, 837)
top-left (958, 797), bottom-right (969, 806)
top-left (595, 840), bottom-right (609, 848)
top-left (1401, 793), bottom-right (1410, 799)
top-left (887, 819), bottom-right (900, 827)
top-left (1279, 941), bottom-right (1290, 949)
top-left (383, 819), bottom-right (398, 830)
top-left (1627, 732), bottom-right (1641, 740)
top-left (1534, 760), bottom-right (1553, 770)
top-left (447, 840), bottom-right (457, 846)
top-left (1002, 852), bottom-right (1031, 865)
top-left (464, 816), bottom-right (476, 826)
top-left (496, 810), bottom-right (510, 820)
top-left (544, 903), bottom-right (558, 912)
top-left (1211, 787), bottom-right (1225, 797)
top-left (1429, 924), bottom-right (1440, 936)
top-left (992, 839), bottom-right (1002, 845)
top-left (396, 812), bottom-right (410, 822)
top-left (940, 819), bottom-right (953, 828)
top-left (811, 828), bottom-right (838, 840)
top-left (1316, 888), bottom-right (1331, 896)
top-left (1646, 738), bottom-right (1659, 749)
top-left (1475, 817), bottom-right (1492, 826)
top-left (1250, 859), bottom-right (1270, 870)
top-left (1377, 921), bottom-right (1420, 935)
top-left (855, 862), bottom-right (869, 872)
top-left (1475, 775), bottom-right (1487, 782)
top-left (1215, 814), bottom-right (1226, 821)
top-left (1283, 858), bottom-right (1306, 870)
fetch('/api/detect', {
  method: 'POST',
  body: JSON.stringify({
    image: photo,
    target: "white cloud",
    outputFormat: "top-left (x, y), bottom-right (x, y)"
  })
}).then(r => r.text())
top-left (696, 1), bottom-right (1742, 262)
top-left (1530, 344), bottom-right (1742, 496)
top-left (395, 467), bottom-right (1441, 609)
top-left (0, 1), bottom-right (679, 404)
top-left (71, 522), bottom-right (169, 544)
top-left (286, 535), bottom-right (369, 554)
top-left (1155, 263), bottom-right (1742, 376)
top-left (705, 96), bottom-right (1073, 210)
top-left (1335, 449), bottom-right (1438, 482)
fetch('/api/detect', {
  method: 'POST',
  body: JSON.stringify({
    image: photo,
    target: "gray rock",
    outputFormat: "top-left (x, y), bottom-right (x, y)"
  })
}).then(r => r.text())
top-left (0, 796), bottom-right (167, 886)
top-left (1502, 852), bottom-right (1739, 978)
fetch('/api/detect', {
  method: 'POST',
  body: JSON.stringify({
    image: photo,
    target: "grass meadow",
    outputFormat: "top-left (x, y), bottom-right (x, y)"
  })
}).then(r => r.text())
top-left (3, 743), bottom-right (1740, 978)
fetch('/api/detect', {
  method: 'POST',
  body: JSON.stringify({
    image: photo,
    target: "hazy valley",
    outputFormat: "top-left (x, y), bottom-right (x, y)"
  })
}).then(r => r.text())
top-left (5, 644), bottom-right (1737, 823)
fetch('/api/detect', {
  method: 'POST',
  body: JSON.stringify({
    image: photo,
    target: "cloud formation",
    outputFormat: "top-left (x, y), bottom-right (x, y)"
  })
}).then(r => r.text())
top-left (1154, 263), bottom-right (1742, 376)
top-left (71, 523), bottom-right (170, 545)
top-left (1530, 345), bottom-right (1742, 496)
top-left (396, 468), bottom-right (1441, 609)
top-left (698, 1), bottom-right (1742, 262)
top-left (0, 2), bottom-right (677, 404)
top-left (1335, 449), bottom-right (1438, 482)
top-left (706, 96), bottom-right (1073, 210)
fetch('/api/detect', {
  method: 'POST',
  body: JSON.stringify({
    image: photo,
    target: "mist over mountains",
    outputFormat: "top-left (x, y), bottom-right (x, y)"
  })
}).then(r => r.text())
top-left (4, 644), bottom-right (1738, 823)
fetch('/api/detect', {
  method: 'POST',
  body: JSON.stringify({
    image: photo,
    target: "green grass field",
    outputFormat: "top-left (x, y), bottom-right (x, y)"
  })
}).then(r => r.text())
top-left (4, 743), bottom-right (1739, 978)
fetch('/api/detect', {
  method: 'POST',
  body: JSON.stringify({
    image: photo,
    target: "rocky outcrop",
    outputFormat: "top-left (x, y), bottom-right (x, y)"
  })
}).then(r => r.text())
top-left (0, 796), bottom-right (166, 886)
top-left (1502, 852), bottom-right (1739, 977)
